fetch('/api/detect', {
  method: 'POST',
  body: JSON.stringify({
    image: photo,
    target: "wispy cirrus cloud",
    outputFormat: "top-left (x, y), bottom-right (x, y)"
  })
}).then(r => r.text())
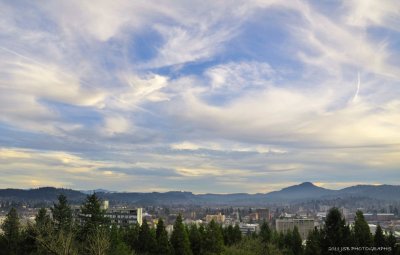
top-left (0, 0), bottom-right (399, 192)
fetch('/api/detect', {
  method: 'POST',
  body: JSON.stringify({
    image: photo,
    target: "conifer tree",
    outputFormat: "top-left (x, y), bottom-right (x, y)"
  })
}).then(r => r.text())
top-left (232, 224), bottom-right (242, 244)
top-left (259, 221), bottom-right (272, 244)
top-left (156, 218), bottom-right (171, 255)
top-left (109, 225), bottom-right (133, 255)
top-left (189, 224), bottom-right (202, 255)
top-left (321, 207), bottom-right (351, 253)
top-left (259, 221), bottom-right (272, 254)
top-left (387, 231), bottom-right (397, 255)
top-left (138, 218), bottom-right (156, 254)
top-left (1, 208), bottom-right (20, 255)
top-left (305, 227), bottom-right (321, 255)
top-left (353, 211), bottom-right (373, 248)
top-left (51, 194), bottom-right (73, 231)
top-left (80, 193), bottom-right (108, 238)
top-left (291, 226), bottom-right (303, 255)
top-left (374, 225), bottom-right (386, 248)
top-left (171, 214), bottom-right (192, 255)
top-left (204, 219), bottom-right (224, 255)
top-left (125, 223), bottom-right (140, 252)
top-left (35, 207), bottom-right (52, 235)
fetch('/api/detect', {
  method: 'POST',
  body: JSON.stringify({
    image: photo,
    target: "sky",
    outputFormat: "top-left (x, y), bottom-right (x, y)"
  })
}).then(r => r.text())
top-left (0, 0), bottom-right (399, 193)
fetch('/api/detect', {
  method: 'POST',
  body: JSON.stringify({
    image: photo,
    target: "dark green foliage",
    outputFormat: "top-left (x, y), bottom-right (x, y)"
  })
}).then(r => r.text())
top-left (36, 207), bottom-right (52, 235)
top-left (1, 202), bottom-right (391, 255)
top-left (189, 224), bottom-right (203, 255)
top-left (320, 207), bottom-right (351, 253)
top-left (204, 219), bottom-right (224, 255)
top-left (259, 221), bottom-right (272, 244)
top-left (233, 225), bottom-right (242, 244)
top-left (137, 218), bottom-right (156, 254)
top-left (353, 210), bottom-right (373, 249)
top-left (291, 226), bottom-right (303, 255)
top-left (19, 225), bottom-right (39, 255)
top-left (109, 242), bottom-right (134, 255)
top-left (109, 225), bottom-right (134, 255)
top-left (79, 193), bottom-right (108, 240)
top-left (51, 194), bottom-right (73, 231)
top-left (387, 232), bottom-right (398, 255)
top-left (305, 227), bottom-right (321, 255)
top-left (374, 225), bottom-right (386, 250)
top-left (156, 218), bottom-right (171, 255)
top-left (0, 207), bottom-right (20, 255)
top-left (125, 223), bottom-right (140, 251)
top-left (259, 221), bottom-right (272, 254)
top-left (222, 237), bottom-right (284, 255)
top-left (171, 214), bottom-right (192, 255)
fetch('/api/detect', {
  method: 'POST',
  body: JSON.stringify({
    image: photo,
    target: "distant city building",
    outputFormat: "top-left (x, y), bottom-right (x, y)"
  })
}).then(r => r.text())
top-left (256, 208), bottom-right (270, 222)
top-left (248, 212), bottom-right (259, 222)
top-left (239, 223), bottom-right (259, 235)
top-left (101, 200), bottom-right (109, 210)
top-left (377, 213), bottom-right (395, 221)
top-left (105, 208), bottom-right (143, 227)
top-left (364, 213), bottom-right (395, 222)
top-left (276, 218), bottom-right (314, 240)
top-left (206, 212), bottom-right (225, 224)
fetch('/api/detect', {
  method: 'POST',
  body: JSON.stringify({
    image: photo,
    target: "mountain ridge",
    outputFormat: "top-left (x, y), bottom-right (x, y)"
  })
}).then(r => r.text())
top-left (0, 182), bottom-right (399, 205)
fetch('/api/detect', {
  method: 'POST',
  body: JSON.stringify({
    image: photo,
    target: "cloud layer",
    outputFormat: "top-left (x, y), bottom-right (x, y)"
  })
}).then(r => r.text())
top-left (0, 0), bottom-right (399, 193)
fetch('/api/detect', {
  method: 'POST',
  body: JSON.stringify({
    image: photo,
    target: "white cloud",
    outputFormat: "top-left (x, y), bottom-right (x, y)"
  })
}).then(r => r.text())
top-left (343, 0), bottom-right (400, 31)
top-left (101, 115), bottom-right (132, 136)
top-left (0, 0), bottom-right (399, 192)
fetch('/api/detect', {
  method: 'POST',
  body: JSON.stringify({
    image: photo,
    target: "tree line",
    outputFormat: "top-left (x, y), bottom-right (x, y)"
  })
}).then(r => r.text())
top-left (0, 194), bottom-right (399, 255)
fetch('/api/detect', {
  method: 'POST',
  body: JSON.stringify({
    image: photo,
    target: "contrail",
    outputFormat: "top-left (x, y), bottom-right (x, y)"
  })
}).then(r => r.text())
top-left (353, 71), bottom-right (360, 103)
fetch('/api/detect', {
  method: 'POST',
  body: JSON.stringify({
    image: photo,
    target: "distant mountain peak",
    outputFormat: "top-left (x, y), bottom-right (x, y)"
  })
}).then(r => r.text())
top-left (298, 182), bottom-right (315, 187)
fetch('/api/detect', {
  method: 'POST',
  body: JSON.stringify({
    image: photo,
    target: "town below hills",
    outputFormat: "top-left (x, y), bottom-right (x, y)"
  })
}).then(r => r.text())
top-left (1, 182), bottom-right (399, 206)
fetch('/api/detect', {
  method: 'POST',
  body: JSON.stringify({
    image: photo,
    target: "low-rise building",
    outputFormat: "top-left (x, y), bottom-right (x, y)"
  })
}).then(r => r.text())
top-left (206, 212), bottom-right (225, 224)
top-left (239, 223), bottom-right (259, 236)
top-left (105, 208), bottom-right (143, 227)
top-left (275, 218), bottom-right (314, 240)
top-left (256, 208), bottom-right (270, 222)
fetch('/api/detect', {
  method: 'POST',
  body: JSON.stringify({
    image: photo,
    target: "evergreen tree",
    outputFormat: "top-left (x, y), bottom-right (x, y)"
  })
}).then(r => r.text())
top-left (374, 225), bottom-right (386, 247)
top-left (387, 231), bottom-right (397, 255)
top-left (204, 219), bottom-right (224, 255)
top-left (156, 218), bottom-right (171, 255)
top-left (138, 218), bottom-right (156, 254)
top-left (51, 194), bottom-right (73, 231)
top-left (125, 223), bottom-right (140, 252)
top-left (1, 207), bottom-right (20, 255)
top-left (284, 230), bottom-right (293, 250)
top-left (19, 226), bottom-right (39, 255)
top-left (80, 193), bottom-right (108, 238)
top-left (353, 211), bottom-right (373, 249)
top-left (291, 226), bottom-right (303, 255)
top-left (259, 221), bottom-right (272, 254)
top-left (321, 208), bottom-right (351, 254)
top-left (232, 224), bottom-right (242, 244)
top-left (223, 225), bottom-right (233, 246)
top-left (305, 227), bottom-right (321, 255)
top-left (36, 207), bottom-right (52, 235)
top-left (171, 214), bottom-right (192, 255)
top-left (109, 225), bottom-right (134, 255)
top-left (189, 224), bottom-right (203, 255)
top-left (260, 221), bottom-right (272, 244)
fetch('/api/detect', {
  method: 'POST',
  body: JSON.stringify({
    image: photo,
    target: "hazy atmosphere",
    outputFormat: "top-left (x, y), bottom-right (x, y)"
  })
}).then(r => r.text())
top-left (0, 0), bottom-right (399, 193)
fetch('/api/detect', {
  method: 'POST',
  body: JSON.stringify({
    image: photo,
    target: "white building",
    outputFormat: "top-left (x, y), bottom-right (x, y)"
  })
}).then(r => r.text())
top-left (105, 208), bottom-right (143, 227)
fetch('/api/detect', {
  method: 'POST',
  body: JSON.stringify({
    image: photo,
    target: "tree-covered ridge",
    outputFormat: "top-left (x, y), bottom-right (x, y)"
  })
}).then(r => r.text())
top-left (1, 183), bottom-right (400, 206)
top-left (0, 196), bottom-right (399, 255)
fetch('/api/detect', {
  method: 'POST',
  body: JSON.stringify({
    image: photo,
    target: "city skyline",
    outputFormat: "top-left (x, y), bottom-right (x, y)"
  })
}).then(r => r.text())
top-left (0, 1), bottom-right (400, 193)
